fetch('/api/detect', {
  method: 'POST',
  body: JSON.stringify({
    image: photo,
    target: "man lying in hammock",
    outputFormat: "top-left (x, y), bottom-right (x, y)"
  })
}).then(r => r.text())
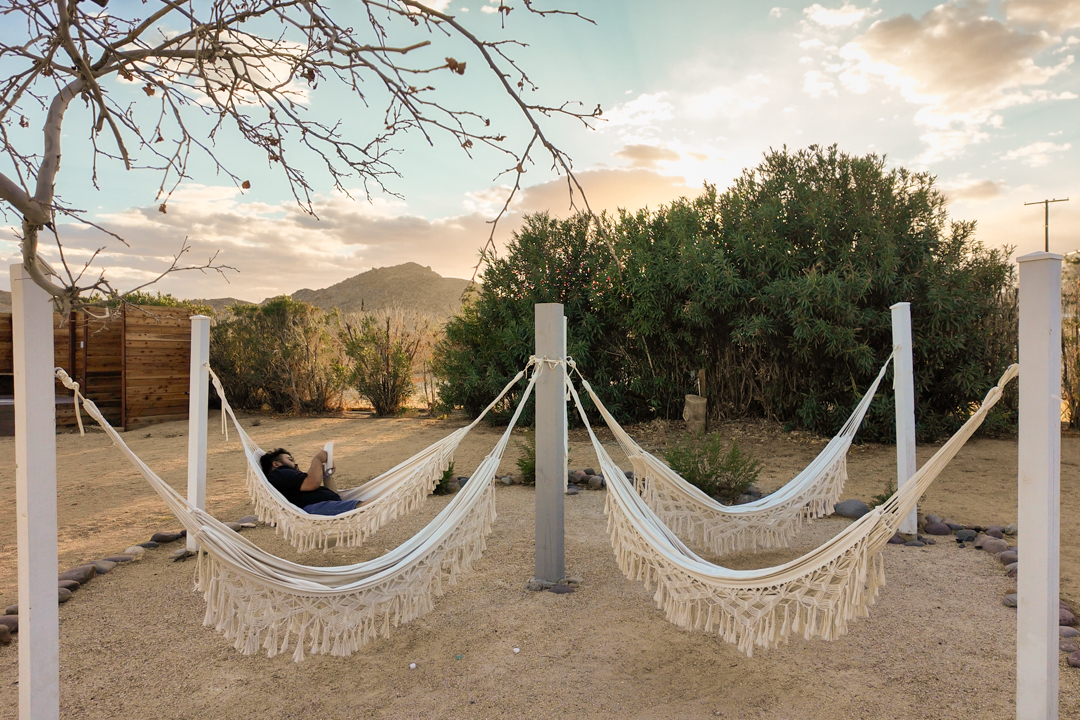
top-left (259, 448), bottom-right (363, 516)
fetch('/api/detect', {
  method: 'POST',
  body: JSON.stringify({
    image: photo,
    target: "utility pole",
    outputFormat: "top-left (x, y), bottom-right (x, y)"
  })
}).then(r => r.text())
top-left (1024, 198), bottom-right (1070, 252)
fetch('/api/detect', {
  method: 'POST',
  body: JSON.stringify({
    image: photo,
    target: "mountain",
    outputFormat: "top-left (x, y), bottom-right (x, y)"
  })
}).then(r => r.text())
top-left (194, 297), bottom-right (256, 315)
top-left (290, 262), bottom-right (473, 320)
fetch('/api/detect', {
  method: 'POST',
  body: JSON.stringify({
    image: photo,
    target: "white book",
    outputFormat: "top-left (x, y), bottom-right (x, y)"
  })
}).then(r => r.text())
top-left (323, 441), bottom-right (334, 474)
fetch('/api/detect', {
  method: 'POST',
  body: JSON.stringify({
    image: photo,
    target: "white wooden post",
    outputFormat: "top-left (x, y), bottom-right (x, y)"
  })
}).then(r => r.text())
top-left (11, 263), bottom-right (60, 720)
top-left (1017, 252), bottom-right (1062, 720)
top-left (562, 314), bottom-right (569, 492)
top-left (891, 302), bottom-right (918, 535)
top-left (186, 315), bottom-right (210, 553)
top-left (535, 303), bottom-right (566, 583)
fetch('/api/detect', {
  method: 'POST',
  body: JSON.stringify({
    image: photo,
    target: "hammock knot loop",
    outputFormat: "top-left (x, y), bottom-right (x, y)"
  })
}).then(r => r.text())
top-left (53, 367), bottom-right (85, 436)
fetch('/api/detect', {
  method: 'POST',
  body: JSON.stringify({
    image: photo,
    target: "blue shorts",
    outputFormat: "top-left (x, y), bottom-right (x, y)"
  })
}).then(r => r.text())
top-left (303, 499), bottom-right (361, 516)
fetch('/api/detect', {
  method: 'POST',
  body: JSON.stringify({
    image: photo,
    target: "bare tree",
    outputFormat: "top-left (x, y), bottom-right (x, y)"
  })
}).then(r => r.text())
top-left (0, 0), bottom-right (599, 312)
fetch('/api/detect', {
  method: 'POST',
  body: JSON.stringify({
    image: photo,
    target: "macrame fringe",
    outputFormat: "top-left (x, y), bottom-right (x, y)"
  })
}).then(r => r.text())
top-left (195, 483), bottom-right (497, 662)
top-left (247, 449), bottom-right (452, 553)
top-left (604, 490), bottom-right (892, 657)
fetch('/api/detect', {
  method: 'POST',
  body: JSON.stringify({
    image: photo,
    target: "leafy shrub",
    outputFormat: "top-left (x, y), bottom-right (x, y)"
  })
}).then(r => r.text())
top-left (432, 462), bottom-right (456, 496)
top-left (344, 310), bottom-right (432, 416)
top-left (515, 430), bottom-right (537, 485)
top-left (209, 296), bottom-right (348, 414)
top-left (868, 481), bottom-right (896, 509)
top-left (663, 432), bottom-right (761, 502)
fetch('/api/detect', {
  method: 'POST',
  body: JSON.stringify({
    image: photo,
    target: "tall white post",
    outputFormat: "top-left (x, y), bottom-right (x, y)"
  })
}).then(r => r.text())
top-left (11, 263), bottom-right (60, 720)
top-left (1017, 251), bottom-right (1062, 720)
top-left (891, 302), bottom-right (918, 535)
top-left (535, 303), bottom-right (566, 583)
top-left (186, 315), bottom-right (210, 553)
top-left (562, 314), bottom-right (569, 492)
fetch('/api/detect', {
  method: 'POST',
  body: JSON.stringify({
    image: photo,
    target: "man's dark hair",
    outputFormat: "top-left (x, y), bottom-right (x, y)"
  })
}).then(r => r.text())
top-left (260, 448), bottom-right (290, 477)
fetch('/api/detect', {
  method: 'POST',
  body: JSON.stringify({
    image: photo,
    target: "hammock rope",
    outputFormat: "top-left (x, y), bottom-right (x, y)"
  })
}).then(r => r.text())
top-left (54, 361), bottom-right (541, 661)
top-left (565, 353), bottom-right (894, 555)
top-left (566, 363), bottom-right (1018, 656)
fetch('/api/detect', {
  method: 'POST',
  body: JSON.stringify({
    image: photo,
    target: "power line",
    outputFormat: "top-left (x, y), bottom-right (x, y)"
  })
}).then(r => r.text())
top-left (1024, 197), bottom-right (1070, 252)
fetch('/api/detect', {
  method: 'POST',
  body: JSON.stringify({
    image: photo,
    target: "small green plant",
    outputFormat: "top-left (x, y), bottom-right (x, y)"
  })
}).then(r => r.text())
top-left (869, 481), bottom-right (896, 508)
top-left (663, 432), bottom-right (761, 502)
top-left (516, 429), bottom-right (536, 485)
top-left (432, 462), bottom-right (456, 496)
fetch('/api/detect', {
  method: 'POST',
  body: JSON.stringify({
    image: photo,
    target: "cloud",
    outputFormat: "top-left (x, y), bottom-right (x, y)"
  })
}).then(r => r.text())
top-left (803, 70), bottom-right (837, 97)
top-left (600, 92), bottom-right (675, 133)
top-left (836, 0), bottom-right (1075, 161)
top-left (1001, 140), bottom-right (1072, 166)
top-left (770, 7), bottom-right (787, 18)
top-left (804, 2), bottom-right (876, 28)
top-left (612, 144), bottom-right (681, 168)
top-left (683, 77), bottom-right (771, 119)
top-left (1003, 0), bottom-right (1080, 31)
top-left (944, 178), bottom-right (1005, 201)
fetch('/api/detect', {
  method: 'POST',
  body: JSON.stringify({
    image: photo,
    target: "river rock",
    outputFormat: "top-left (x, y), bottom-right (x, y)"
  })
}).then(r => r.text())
top-left (925, 514), bottom-right (942, 525)
top-left (103, 555), bottom-right (134, 564)
top-left (3, 605), bottom-right (17, 616)
top-left (565, 486), bottom-right (580, 496)
top-left (57, 580), bottom-right (80, 592)
top-left (986, 527), bottom-right (1005, 539)
top-left (1062, 608), bottom-right (1076, 626)
top-left (237, 515), bottom-right (259, 525)
top-left (151, 531), bottom-right (184, 544)
top-left (1004, 593), bottom-right (1018, 608)
top-left (136, 541), bottom-right (159, 549)
top-left (904, 540), bottom-right (926, 547)
top-left (500, 476), bottom-right (514, 486)
top-left (57, 588), bottom-right (73, 604)
top-left (0, 624), bottom-right (10, 645)
top-left (975, 536), bottom-right (1009, 554)
top-left (548, 584), bottom-right (574, 594)
top-left (583, 468), bottom-right (595, 477)
top-left (955, 529), bottom-right (977, 542)
top-left (887, 534), bottom-right (906, 545)
top-left (1005, 523), bottom-right (1018, 536)
top-left (999, 550), bottom-right (1018, 565)
top-left (945, 522), bottom-right (963, 531)
top-left (924, 522), bottom-right (952, 536)
top-left (1062, 639), bottom-right (1080, 653)
top-left (58, 565), bottom-right (96, 585)
top-left (833, 499), bottom-right (870, 519)
top-left (89, 559), bottom-right (117, 574)
top-left (223, 522), bottom-right (243, 531)
top-left (122, 546), bottom-right (146, 556)
top-left (1069, 651), bottom-right (1080, 668)
top-left (571, 470), bottom-right (588, 482)
top-left (587, 476), bottom-right (603, 490)
top-left (1060, 627), bottom-right (1080, 638)
top-left (0, 616), bottom-right (16, 633)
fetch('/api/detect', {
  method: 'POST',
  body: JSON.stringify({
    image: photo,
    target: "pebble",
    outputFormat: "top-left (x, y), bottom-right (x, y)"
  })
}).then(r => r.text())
top-left (975, 536), bottom-right (1009, 554)
top-left (236, 516), bottom-right (259, 525)
top-left (587, 476), bottom-right (603, 490)
top-left (998, 550), bottom-right (1018, 565)
top-left (89, 559), bottom-right (118, 574)
top-left (57, 580), bottom-right (80, 592)
top-left (955, 529), bottom-right (978, 542)
top-left (0, 624), bottom-right (9, 646)
top-left (583, 468), bottom-right (596, 476)
top-left (904, 540), bottom-right (926, 547)
top-left (513, 647), bottom-right (520, 654)
top-left (57, 588), bottom-right (73, 604)
top-left (526, 578), bottom-right (554, 592)
top-left (887, 534), bottom-right (906, 545)
top-left (833, 499), bottom-right (870, 519)
top-left (3, 605), bottom-right (17, 616)
top-left (944, 521), bottom-right (963, 531)
top-left (0, 616), bottom-right (17, 633)
top-left (985, 527), bottom-right (1005, 540)
top-left (1062, 639), bottom-right (1080, 653)
top-left (1008, 567), bottom-right (1018, 579)
top-left (223, 522), bottom-right (243, 532)
top-left (549, 585), bottom-right (574, 594)
top-left (565, 577), bottom-right (584, 585)
top-left (122, 546), bottom-right (146, 556)
top-left (1004, 594), bottom-right (1018, 608)
top-left (409, 663), bottom-right (417, 670)
top-left (924, 522), bottom-right (952, 536)
top-left (1070, 651), bottom-right (1080, 669)
top-left (151, 531), bottom-right (184, 544)
top-left (500, 476), bottom-right (514, 486)
top-left (1004, 523), bottom-right (1018, 536)
top-left (1061, 627), bottom-right (1080, 638)
top-left (136, 541), bottom-right (159, 549)
top-left (1005, 562), bottom-right (1018, 572)
top-left (1062, 608), bottom-right (1076, 626)
top-left (57, 565), bottom-right (96, 584)
top-left (565, 486), bottom-right (580, 496)
top-left (570, 470), bottom-right (588, 482)
top-left (102, 555), bottom-right (134, 564)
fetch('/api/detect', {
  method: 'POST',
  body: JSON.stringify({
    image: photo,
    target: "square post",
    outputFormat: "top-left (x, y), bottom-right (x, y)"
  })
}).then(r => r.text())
top-left (11, 263), bottom-right (60, 720)
top-left (186, 315), bottom-right (210, 552)
top-left (1017, 251), bottom-right (1062, 720)
top-left (534, 303), bottom-right (566, 583)
top-left (891, 302), bottom-right (918, 535)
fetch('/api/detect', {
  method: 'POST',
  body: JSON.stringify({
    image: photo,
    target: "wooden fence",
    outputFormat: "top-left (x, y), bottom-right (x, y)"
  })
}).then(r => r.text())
top-left (0, 305), bottom-right (194, 433)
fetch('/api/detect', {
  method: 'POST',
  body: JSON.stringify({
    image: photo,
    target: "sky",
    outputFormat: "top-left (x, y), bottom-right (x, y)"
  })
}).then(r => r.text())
top-left (1, 0), bottom-right (1078, 302)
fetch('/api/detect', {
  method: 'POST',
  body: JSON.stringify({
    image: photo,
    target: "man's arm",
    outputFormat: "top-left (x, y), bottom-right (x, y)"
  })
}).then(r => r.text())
top-left (300, 450), bottom-right (328, 491)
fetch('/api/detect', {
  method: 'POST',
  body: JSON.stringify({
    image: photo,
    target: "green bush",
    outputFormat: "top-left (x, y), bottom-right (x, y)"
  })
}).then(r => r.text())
top-left (431, 144), bottom-right (1018, 441)
top-left (663, 432), bottom-right (761, 502)
top-left (432, 462), bottom-right (456, 496)
top-left (209, 296), bottom-right (348, 414)
top-left (344, 311), bottom-right (428, 416)
top-left (515, 430), bottom-right (537, 485)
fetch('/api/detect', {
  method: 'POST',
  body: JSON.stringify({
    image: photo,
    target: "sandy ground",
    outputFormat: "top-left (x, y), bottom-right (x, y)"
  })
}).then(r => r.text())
top-left (1, 410), bottom-right (1079, 719)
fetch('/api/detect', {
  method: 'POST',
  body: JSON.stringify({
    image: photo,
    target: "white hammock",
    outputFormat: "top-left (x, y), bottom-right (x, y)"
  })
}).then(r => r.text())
top-left (567, 363), bottom-right (1018, 656)
top-left (208, 364), bottom-right (527, 553)
top-left (568, 354), bottom-right (893, 555)
top-left (55, 364), bottom-right (538, 661)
